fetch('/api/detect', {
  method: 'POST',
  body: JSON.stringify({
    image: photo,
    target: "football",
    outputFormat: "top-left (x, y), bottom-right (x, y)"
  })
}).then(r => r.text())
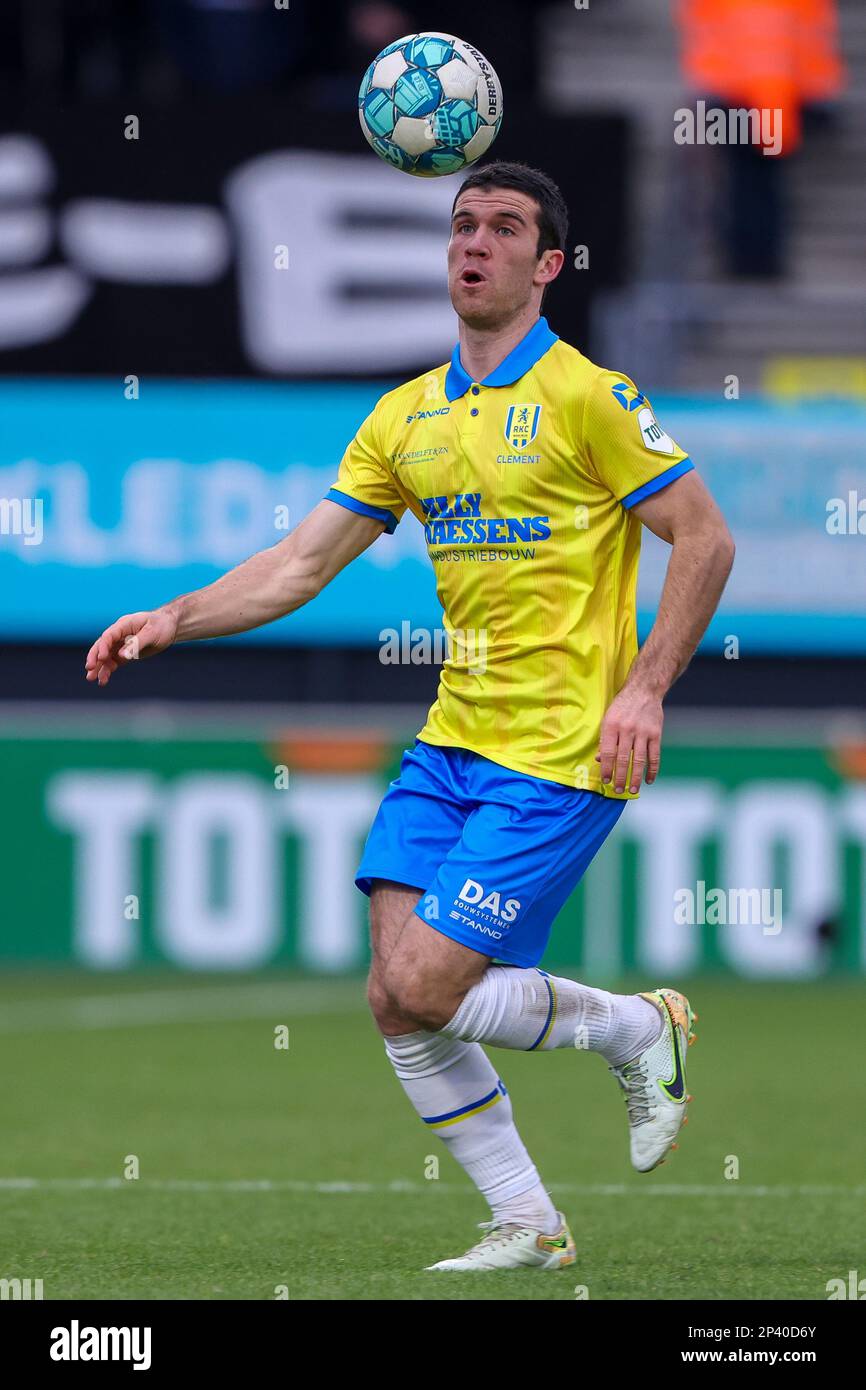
top-left (358, 32), bottom-right (503, 177)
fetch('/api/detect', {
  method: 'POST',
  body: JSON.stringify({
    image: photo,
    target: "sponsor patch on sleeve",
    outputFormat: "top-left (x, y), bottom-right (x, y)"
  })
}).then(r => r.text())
top-left (636, 405), bottom-right (676, 455)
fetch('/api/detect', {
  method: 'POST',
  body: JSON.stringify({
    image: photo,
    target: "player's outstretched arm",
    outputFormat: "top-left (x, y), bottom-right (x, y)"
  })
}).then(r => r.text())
top-left (597, 470), bottom-right (735, 794)
top-left (84, 498), bottom-right (385, 687)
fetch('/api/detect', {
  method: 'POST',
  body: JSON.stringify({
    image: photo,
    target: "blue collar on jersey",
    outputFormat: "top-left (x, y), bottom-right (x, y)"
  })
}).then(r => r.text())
top-left (444, 315), bottom-right (559, 401)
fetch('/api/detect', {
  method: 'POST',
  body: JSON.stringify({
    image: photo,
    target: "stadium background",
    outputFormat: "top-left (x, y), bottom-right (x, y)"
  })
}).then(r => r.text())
top-left (1, 0), bottom-right (865, 1301)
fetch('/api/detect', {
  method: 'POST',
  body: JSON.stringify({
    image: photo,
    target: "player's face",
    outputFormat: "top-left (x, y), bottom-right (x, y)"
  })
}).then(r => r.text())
top-left (448, 189), bottom-right (549, 328)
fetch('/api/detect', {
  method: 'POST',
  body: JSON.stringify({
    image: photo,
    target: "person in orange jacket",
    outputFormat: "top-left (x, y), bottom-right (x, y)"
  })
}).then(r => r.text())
top-left (676, 0), bottom-right (845, 274)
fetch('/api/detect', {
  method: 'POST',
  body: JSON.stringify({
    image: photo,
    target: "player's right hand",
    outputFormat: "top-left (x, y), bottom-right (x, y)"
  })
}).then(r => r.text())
top-left (85, 609), bottom-right (178, 687)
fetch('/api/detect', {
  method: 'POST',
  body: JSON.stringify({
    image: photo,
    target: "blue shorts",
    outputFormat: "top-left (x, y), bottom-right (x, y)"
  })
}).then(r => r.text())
top-left (355, 740), bottom-right (626, 967)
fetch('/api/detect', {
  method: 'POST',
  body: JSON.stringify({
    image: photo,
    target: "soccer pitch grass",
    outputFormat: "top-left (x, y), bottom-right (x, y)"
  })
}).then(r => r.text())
top-left (2, 971), bottom-right (864, 1301)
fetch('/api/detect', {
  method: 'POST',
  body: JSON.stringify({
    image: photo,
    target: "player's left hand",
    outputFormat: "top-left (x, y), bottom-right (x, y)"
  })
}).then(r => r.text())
top-left (596, 685), bottom-right (664, 794)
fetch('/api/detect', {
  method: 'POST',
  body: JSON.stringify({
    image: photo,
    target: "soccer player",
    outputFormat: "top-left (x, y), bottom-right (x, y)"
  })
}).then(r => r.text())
top-left (85, 162), bottom-right (734, 1273)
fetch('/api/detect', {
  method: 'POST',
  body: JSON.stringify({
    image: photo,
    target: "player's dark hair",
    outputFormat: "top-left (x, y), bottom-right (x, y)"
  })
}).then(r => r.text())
top-left (452, 161), bottom-right (569, 260)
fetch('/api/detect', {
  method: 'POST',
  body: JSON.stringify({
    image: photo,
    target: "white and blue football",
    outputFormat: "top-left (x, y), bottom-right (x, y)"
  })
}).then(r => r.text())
top-left (358, 32), bottom-right (503, 177)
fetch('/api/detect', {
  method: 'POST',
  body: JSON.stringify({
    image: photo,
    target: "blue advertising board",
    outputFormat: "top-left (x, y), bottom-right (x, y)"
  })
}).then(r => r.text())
top-left (1, 380), bottom-right (864, 651)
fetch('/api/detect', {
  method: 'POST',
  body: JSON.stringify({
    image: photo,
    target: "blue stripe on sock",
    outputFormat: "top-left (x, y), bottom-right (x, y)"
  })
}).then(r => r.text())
top-left (528, 970), bottom-right (556, 1051)
top-left (422, 1084), bottom-right (504, 1127)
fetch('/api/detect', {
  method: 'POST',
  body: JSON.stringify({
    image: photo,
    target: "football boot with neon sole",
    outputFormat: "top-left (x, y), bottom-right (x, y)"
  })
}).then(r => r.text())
top-left (608, 987), bottom-right (697, 1173)
top-left (426, 1211), bottom-right (576, 1271)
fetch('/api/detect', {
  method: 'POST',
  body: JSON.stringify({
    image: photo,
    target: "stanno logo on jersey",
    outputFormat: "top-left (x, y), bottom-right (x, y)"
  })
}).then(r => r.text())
top-left (504, 403), bottom-right (541, 450)
top-left (611, 381), bottom-right (647, 413)
top-left (406, 407), bottom-right (451, 425)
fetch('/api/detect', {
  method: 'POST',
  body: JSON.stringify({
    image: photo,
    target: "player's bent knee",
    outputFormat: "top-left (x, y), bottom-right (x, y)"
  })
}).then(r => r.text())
top-left (380, 960), bottom-right (456, 1032)
top-left (366, 966), bottom-right (421, 1035)
top-left (365, 968), bottom-right (392, 1024)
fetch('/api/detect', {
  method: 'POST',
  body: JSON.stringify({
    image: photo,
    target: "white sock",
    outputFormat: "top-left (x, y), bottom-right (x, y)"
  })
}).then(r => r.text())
top-left (439, 966), bottom-right (663, 1066)
top-left (383, 1029), bottom-right (560, 1234)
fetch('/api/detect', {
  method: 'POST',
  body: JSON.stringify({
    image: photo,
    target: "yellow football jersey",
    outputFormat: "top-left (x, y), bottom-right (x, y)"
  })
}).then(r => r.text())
top-left (326, 316), bottom-right (693, 797)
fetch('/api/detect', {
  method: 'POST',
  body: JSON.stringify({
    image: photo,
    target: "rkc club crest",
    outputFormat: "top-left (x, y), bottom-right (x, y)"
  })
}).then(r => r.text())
top-left (504, 403), bottom-right (542, 451)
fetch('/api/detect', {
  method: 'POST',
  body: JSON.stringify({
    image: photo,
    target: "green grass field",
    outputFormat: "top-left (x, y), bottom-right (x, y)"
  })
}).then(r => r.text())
top-left (2, 971), bottom-right (864, 1300)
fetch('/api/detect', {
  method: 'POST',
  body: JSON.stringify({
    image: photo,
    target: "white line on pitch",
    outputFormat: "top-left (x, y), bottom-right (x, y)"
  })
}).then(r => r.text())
top-left (0, 982), bottom-right (366, 1033)
top-left (0, 1178), bottom-right (862, 1198)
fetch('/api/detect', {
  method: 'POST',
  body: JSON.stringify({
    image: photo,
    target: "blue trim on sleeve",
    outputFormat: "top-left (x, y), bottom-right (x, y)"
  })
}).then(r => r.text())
top-left (325, 487), bottom-right (399, 534)
top-left (620, 457), bottom-right (694, 510)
